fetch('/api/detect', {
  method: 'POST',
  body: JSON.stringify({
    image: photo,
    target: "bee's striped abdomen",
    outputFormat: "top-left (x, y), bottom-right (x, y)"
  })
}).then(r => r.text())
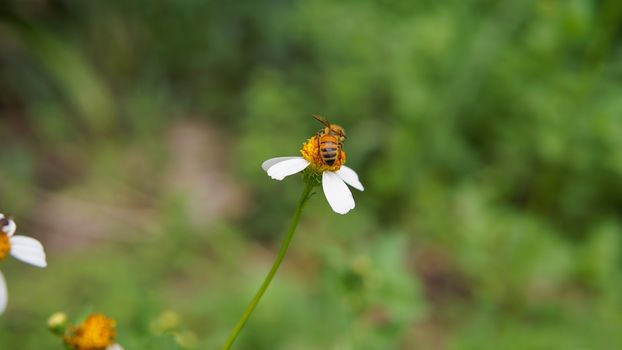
top-left (319, 137), bottom-right (340, 166)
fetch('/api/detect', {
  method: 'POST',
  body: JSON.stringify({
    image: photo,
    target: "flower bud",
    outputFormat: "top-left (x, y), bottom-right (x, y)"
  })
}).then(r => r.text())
top-left (47, 312), bottom-right (68, 336)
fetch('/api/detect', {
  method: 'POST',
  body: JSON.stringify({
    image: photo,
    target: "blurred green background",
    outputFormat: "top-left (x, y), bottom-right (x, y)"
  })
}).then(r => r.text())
top-left (1, 0), bottom-right (622, 349)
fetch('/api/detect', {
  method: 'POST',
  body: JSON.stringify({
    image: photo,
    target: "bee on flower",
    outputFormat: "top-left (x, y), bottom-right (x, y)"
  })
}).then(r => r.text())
top-left (262, 115), bottom-right (364, 214)
top-left (0, 213), bottom-right (47, 314)
top-left (49, 312), bottom-right (124, 350)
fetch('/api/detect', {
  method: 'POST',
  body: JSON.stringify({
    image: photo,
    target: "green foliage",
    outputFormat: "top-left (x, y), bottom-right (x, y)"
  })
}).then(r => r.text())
top-left (1, 0), bottom-right (622, 348)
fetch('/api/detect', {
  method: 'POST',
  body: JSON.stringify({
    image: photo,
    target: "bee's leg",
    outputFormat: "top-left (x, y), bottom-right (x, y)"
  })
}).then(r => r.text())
top-left (316, 134), bottom-right (324, 162)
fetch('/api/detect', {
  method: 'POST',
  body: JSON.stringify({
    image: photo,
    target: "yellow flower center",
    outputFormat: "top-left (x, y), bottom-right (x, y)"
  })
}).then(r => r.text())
top-left (65, 313), bottom-right (117, 350)
top-left (0, 233), bottom-right (10, 261)
top-left (300, 135), bottom-right (346, 172)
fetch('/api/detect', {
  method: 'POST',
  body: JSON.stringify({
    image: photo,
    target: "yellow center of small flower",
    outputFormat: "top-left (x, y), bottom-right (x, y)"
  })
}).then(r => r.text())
top-left (65, 313), bottom-right (117, 350)
top-left (300, 135), bottom-right (346, 172)
top-left (0, 233), bottom-right (10, 261)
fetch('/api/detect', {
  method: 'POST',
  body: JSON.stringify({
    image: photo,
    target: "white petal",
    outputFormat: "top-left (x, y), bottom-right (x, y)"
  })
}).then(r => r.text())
top-left (9, 236), bottom-right (47, 268)
top-left (0, 270), bottom-right (7, 314)
top-left (262, 157), bottom-right (301, 171)
top-left (107, 344), bottom-right (124, 350)
top-left (336, 166), bottom-right (364, 191)
top-left (322, 171), bottom-right (355, 214)
top-left (0, 214), bottom-right (16, 237)
top-left (4, 220), bottom-right (16, 237)
top-left (267, 158), bottom-right (309, 180)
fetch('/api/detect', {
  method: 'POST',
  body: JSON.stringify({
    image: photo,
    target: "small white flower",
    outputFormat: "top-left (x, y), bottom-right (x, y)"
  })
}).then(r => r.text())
top-left (262, 155), bottom-right (364, 214)
top-left (0, 213), bottom-right (47, 314)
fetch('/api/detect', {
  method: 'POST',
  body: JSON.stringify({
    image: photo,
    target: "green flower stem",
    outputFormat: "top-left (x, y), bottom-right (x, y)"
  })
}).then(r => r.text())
top-left (221, 182), bottom-right (314, 350)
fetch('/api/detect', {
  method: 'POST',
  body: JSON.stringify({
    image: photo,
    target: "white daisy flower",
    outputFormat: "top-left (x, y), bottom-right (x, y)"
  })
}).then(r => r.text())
top-left (0, 213), bottom-right (47, 314)
top-left (262, 133), bottom-right (364, 214)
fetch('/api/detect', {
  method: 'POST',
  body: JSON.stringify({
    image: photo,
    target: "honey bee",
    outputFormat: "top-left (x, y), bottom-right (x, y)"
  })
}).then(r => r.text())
top-left (313, 115), bottom-right (346, 166)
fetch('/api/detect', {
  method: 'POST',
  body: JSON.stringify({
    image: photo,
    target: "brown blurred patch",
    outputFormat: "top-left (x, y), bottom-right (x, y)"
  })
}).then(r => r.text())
top-left (404, 318), bottom-right (447, 350)
top-left (165, 120), bottom-right (248, 225)
top-left (32, 119), bottom-right (247, 250)
top-left (414, 247), bottom-right (472, 305)
top-left (34, 192), bottom-right (157, 250)
top-left (403, 246), bottom-right (473, 350)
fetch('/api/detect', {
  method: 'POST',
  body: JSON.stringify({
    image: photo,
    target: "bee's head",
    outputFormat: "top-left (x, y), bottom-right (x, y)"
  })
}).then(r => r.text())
top-left (329, 124), bottom-right (346, 142)
top-left (313, 115), bottom-right (346, 141)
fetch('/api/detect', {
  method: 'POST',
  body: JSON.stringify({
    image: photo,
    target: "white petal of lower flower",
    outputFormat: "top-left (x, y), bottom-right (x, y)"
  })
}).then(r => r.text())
top-left (267, 157), bottom-right (310, 180)
top-left (262, 157), bottom-right (301, 171)
top-left (0, 214), bottom-right (16, 237)
top-left (107, 344), bottom-right (124, 350)
top-left (322, 171), bottom-right (355, 214)
top-left (336, 166), bottom-right (364, 191)
top-left (9, 236), bottom-right (47, 268)
top-left (4, 220), bottom-right (16, 237)
top-left (0, 270), bottom-right (7, 314)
